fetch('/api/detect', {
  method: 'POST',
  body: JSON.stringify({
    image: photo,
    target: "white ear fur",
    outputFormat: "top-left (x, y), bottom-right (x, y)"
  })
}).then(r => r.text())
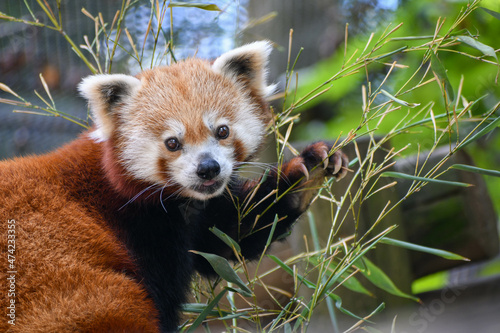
top-left (212, 41), bottom-right (276, 97)
top-left (79, 74), bottom-right (141, 142)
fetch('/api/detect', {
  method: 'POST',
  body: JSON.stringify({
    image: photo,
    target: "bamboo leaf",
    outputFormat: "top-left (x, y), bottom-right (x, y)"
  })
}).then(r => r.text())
top-left (268, 255), bottom-right (317, 289)
top-left (182, 303), bottom-right (231, 316)
top-left (186, 289), bottom-right (227, 332)
top-left (457, 36), bottom-right (498, 61)
top-left (450, 164), bottom-right (500, 177)
top-left (190, 251), bottom-right (252, 297)
top-left (430, 51), bottom-right (455, 102)
top-left (168, 2), bottom-right (220, 11)
top-left (218, 311), bottom-right (250, 320)
top-left (460, 113), bottom-right (500, 147)
top-left (381, 171), bottom-right (472, 187)
top-left (480, 7), bottom-right (500, 21)
top-left (265, 214), bottom-right (280, 247)
top-left (307, 255), bottom-right (373, 296)
top-left (356, 257), bottom-right (420, 302)
top-left (340, 273), bottom-right (373, 296)
top-left (209, 226), bottom-right (241, 253)
top-left (380, 89), bottom-right (420, 107)
top-left (328, 293), bottom-right (370, 321)
top-left (380, 237), bottom-right (469, 261)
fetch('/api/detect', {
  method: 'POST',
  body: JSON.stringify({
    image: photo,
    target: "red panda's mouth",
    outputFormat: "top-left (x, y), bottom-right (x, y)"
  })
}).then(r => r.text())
top-left (202, 180), bottom-right (217, 187)
top-left (192, 179), bottom-right (225, 196)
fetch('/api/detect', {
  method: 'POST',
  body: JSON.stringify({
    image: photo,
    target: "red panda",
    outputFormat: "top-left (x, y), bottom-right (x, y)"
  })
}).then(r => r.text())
top-left (0, 41), bottom-right (348, 332)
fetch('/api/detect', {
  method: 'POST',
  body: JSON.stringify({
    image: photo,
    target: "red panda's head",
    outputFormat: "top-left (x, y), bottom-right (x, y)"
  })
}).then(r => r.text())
top-left (79, 42), bottom-right (275, 200)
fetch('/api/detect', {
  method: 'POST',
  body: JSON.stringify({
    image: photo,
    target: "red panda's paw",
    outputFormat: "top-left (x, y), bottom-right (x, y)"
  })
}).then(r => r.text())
top-left (297, 141), bottom-right (349, 182)
top-left (282, 142), bottom-right (349, 187)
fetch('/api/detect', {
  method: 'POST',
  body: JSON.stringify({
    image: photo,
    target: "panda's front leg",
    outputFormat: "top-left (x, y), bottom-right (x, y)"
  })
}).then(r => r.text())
top-left (233, 141), bottom-right (349, 260)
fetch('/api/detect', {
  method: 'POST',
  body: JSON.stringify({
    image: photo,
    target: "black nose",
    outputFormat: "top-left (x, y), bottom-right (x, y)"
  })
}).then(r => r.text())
top-left (196, 158), bottom-right (221, 180)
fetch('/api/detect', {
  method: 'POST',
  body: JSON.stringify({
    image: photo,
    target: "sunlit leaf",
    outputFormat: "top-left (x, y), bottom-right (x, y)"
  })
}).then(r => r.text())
top-left (457, 36), bottom-right (498, 62)
top-left (430, 51), bottom-right (455, 102)
top-left (168, 2), bottom-right (220, 11)
top-left (381, 171), bottom-right (471, 187)
top-left (356, 257), bottom-right (420, 302)
top-left (190, 251), bottom-right (252, 297)
top-left (380, 89), bottom-right (420, 107)
top-left (380, 237), bottom-right (469, 261)
top-left (480, 7), bottom-right (500, 21)
top-left (450, 164), bottom-right (500, 177)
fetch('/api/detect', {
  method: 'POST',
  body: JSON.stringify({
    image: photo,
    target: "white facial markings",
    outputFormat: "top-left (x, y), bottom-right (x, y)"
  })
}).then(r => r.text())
top-left (231, 99), bottom-right (266, 158)
top-left (169, 139), bottom-right (235, 200)
top-left (120, 127), bottom-right (163, 184)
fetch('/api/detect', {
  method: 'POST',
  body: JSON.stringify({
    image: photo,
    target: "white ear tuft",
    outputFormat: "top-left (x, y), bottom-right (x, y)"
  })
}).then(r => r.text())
top-left (212, 41), bottom-right (275, 97)
top-left (79, 74), bottom-right (141, 141)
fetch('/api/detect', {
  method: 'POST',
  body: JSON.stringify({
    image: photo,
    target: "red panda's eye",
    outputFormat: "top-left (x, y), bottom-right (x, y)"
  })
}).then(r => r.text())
top-left (165, 138), bottom-right (181, 151)
top-left (216, 125), bottom-right (230, 140)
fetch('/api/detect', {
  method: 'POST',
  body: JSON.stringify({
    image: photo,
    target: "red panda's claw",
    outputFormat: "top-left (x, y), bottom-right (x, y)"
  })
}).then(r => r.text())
top-left (333, 152), bottom-right (349, 181)
top-left (332, 153), bottom-right (342, 175)
top-left (298, 162), bottom-right (310, 181)
top-left (320, 148), bottom-right (329, 169)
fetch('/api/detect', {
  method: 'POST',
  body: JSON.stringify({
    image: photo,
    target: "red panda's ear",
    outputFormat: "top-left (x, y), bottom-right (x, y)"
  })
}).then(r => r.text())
top-left (79, 74), bottom-right (141, 141)
top-left (212, 41), bottom-right (276, 98)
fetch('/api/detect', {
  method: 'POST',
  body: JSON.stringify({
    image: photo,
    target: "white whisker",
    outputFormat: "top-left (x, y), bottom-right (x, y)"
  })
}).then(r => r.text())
top-left (119, 183), bottom-right (160, 210)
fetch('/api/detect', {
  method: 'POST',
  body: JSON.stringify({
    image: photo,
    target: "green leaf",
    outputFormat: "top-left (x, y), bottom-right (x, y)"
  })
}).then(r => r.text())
top-left (209, 227), bottom-right (241, 253)
top-left (450, 164), bottom-right (500, 178)
top-left (168, 2), bottom-right (221, 11)
top-left (190, 251), bottom-right (252, 297)
top-left (356, 257), bottom-right (420, 302)
top-left (186, 289), bottom-right (227, 332)
top-left (380, 237), bottom-right (469, 261)
top-left (218, 311), bottom-right (250, 320)
top-left (307, 255), bottom-right (373, 296)
top-left (380, 89), bottom-right (420, 107)
top-left (480, 7), bottom-right (500, 21)
top-left (430, 51), bottom-right (455, 102)
top-left (381, 171), bottom-right (472, 187)
top-left (182, 303), bottom-right (231, 316)
top-left (457, 36), bottom-right (498, 61)
top-left (266, 214), bottom-right (280, 247)
top-left (340, 273), bottom-right (373, 296)
top-left (412, 271), bottom-right (449, 294)
top-left (268, 255), bottom-right (317, 289)
top-left (460, 114), bottom-right (500, 147)
top-left (327, 293), bottom-right (370, 322)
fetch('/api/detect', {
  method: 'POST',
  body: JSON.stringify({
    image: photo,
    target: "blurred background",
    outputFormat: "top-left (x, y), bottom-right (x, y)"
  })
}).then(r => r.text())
top-left (1, 1), bottom-right (499, 332)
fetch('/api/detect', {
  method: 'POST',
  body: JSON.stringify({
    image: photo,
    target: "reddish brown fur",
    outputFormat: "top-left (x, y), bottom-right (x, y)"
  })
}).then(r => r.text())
top-left (0, 136), bottom-right (160, 332)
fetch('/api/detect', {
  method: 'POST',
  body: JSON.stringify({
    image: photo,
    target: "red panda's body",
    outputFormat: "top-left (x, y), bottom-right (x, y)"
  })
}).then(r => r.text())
top-left (0, 42), bottom-right (348, 332)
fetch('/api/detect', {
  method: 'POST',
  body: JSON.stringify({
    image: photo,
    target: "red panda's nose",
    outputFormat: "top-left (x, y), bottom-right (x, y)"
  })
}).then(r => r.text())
top-left (197, 158), bottom-right (221, 180)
